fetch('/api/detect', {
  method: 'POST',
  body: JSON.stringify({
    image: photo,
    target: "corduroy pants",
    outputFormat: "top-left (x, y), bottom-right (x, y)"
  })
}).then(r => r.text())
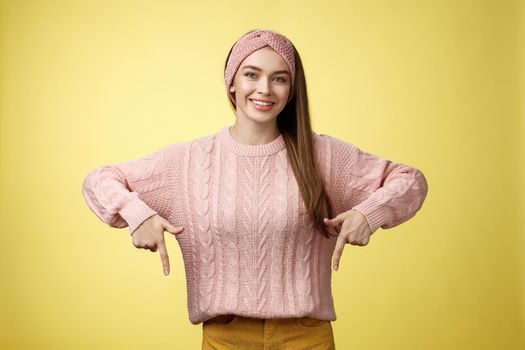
top-left (202, 314), bottom-right (336, 350)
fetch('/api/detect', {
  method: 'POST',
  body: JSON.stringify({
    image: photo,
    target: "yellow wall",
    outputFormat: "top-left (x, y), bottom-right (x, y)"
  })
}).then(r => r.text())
top-left (517, 0), bottom-right (525, 339)
top-left (1, 0), bottom-right (523, 349)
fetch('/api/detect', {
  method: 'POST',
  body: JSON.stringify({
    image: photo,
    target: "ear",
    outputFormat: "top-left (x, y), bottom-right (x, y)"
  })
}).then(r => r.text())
top-left (229, 86), bottom-right (235, 93)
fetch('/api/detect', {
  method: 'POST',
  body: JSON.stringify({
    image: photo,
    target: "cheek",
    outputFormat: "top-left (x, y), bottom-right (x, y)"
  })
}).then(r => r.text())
top-left (277, 85), bottom-right (291, 100)
top-left (237, 80), bottom-right (254, 92)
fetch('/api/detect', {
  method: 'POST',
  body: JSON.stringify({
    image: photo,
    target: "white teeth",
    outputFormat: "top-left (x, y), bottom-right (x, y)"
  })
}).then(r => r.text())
top-left (252, 99), bottom-right (273, 106)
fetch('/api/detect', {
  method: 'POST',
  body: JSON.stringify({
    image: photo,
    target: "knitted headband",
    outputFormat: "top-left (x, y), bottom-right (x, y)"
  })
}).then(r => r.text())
top-left (224, 29), bottom-right (296, 105)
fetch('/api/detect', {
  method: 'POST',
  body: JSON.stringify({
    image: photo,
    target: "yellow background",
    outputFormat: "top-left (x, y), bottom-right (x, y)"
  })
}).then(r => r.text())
top-left (1, 0), bottom-right (523, 349)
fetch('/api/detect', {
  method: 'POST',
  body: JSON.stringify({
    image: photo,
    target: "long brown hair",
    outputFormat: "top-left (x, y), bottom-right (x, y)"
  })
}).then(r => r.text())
top-left (224, 29), bottom-right (337, 239)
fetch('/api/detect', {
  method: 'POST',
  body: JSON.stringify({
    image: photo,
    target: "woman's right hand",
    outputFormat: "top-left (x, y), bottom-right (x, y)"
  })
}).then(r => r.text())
top-left (131, 214), bottom-right (185, 276)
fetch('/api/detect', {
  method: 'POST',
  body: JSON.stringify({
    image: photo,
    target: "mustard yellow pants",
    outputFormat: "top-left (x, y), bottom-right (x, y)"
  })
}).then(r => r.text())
top-left (202, 314), bottom-right (336, 350)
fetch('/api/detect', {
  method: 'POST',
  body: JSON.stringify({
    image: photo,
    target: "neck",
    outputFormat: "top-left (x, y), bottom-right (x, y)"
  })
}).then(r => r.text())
top-left (229, 120), bottom-right (280, 145)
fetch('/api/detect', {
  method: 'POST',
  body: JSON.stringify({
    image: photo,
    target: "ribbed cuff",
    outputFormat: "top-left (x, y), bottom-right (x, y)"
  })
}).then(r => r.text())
top-left (351, 195), bottom-right (393, 234)
top-left (119, 193), bottom-right (158, 235)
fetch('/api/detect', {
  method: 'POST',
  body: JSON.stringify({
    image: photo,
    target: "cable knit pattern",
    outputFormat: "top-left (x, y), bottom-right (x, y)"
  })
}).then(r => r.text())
top-left (296, 207), bottom-right (315, 312)
top-left (240, 158), bottom-right (256, 312)
top-left (194, 136), bottom-right (215, 314)
top-left (81, 125), bottom-right (429, 324)
top-left (210, 141), bottom-right (223, 313)
top-left (270, 151), bottom-right (288, 313)
top-left (255, 157), bottom-right (271, 314)
top-left (315, 134), bottom-right (332, 310)
top-left (222, 152), bottom-right (239, 311)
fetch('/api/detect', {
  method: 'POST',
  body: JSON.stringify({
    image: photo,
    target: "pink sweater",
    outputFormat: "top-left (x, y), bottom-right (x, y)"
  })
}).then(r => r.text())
top-left (82, 125), bottom-right (428, 325)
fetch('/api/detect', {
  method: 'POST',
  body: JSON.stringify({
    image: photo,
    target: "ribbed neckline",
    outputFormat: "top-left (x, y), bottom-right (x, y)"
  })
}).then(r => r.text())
top-left (217, 125), bottom-right (286, 157)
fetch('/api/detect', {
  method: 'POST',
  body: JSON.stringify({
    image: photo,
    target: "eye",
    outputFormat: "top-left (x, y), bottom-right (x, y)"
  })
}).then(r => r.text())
top-left (244, 72), bottom-right (286, 83)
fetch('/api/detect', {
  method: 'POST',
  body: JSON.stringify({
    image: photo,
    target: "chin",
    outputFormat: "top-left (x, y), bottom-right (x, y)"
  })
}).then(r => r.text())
top-left (240, 105), bottom-right (279, 121)
top-left (247, 115), bottom-right (278, 125)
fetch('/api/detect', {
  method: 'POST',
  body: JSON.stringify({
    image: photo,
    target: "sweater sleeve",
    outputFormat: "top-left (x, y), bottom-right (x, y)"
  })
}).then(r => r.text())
top-left (327, 135), bottom-right (429, 235)
top-left (81, 144), bottom-right (173, 235)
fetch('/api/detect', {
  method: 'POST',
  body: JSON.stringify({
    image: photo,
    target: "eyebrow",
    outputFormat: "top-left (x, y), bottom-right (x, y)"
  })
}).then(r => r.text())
top-left (242, 65), bottom-right (290, 75)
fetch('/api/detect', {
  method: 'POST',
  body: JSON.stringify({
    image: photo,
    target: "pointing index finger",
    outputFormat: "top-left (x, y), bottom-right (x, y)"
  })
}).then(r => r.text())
top-left (158, 240), bottom-right (170, 275)
top-left (333, 234), bottom-right (346, 271)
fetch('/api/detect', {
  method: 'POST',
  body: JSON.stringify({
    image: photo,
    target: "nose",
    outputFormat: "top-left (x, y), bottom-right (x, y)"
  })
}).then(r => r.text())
top-left (256, 77), bottom-right (271, 95)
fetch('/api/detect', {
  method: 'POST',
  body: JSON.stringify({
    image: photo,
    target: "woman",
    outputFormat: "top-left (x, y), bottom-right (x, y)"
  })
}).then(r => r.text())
top-left (82, 28), bottom-right (428, 350)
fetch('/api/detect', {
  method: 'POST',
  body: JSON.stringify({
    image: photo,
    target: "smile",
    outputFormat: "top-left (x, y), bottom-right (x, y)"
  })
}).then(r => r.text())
top-left (250, 99), bottom-right (275, 111)
top-left (250, 99), bottom-right (275, 105)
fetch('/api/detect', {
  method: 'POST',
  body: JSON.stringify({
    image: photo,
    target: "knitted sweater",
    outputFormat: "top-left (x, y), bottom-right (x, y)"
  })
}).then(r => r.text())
top-left (81, 125), bottom-right (428, 325)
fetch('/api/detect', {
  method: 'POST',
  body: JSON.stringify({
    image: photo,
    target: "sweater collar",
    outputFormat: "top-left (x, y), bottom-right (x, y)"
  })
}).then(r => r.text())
top-left (217, 125), bottom-right (286, 157)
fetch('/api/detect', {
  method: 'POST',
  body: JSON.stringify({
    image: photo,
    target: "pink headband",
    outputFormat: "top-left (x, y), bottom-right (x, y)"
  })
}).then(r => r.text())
top-left (224, 29), bottom-right (296, 105)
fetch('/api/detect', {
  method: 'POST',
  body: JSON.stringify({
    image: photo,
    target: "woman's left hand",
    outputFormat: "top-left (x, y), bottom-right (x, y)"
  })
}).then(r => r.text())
top-left (324, 209), bottom-right (372, 271)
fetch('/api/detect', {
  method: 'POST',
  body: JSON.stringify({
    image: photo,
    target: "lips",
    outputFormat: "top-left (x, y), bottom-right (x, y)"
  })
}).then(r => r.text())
top-left (249, 99), bottom-right (275, 111)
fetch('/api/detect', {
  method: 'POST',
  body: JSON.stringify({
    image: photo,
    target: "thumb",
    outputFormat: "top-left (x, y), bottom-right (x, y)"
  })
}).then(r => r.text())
top-left (324, 214), bottom-right (344, 227)
top-left (163, 221), bottom-right (185, 236)
top-left (324, 215), bottom-right (344, 234)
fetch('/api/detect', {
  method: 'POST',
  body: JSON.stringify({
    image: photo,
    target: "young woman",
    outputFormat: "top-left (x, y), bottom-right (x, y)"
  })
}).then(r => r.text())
top-left (82, 28), bottom-right (428, 350)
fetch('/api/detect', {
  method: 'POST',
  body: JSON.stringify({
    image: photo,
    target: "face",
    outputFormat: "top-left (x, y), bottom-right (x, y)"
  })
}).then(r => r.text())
top-left (229, 46), bottom-right (291, 126)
